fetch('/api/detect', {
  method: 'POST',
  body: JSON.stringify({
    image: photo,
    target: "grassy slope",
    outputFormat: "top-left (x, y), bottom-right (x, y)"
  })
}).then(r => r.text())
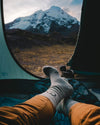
top-left (12, 44), bottom-right (75, 78)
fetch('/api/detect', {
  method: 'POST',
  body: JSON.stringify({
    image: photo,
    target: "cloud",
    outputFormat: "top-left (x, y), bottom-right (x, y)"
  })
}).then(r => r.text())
top-left (67, 4), bottom-right (83, 21)
top-left (3, 0), bottom-right (83, 23)
top-left (3, 0), bottom-right (51, 23)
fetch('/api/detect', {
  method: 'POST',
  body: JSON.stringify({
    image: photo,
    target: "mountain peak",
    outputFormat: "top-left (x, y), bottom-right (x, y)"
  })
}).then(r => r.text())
top-left (6, 6), bottom-right (79, 34)
top-left (45, 6), bottom-right (71, 19)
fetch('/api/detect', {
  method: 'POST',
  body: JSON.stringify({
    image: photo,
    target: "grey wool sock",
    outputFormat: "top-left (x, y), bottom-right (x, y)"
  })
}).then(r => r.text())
top-left (41, 66), bottom-right (73, 108)
top-left (57, 98), bottom-right (78, 116)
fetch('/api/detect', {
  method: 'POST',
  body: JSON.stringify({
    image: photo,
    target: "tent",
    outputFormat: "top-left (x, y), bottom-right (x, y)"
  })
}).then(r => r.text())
top-left (68, 0), bottom-right (100, 77)
top-left (0, 0), bottom-right (100, 124)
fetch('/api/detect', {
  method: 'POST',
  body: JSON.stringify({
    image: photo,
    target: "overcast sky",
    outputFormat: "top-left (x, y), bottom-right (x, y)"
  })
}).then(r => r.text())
top-left (3, 0), bottom-right (83, 24)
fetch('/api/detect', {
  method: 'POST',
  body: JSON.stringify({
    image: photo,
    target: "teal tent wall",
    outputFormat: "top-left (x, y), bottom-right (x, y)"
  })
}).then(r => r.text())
top-left (0, 0), bottom-right (39, 80)
top-left (68, 0), bottom-right (100, 76)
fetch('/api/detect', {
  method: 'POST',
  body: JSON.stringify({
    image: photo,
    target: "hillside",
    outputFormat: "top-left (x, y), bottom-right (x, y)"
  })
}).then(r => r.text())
top-left (5, 29), bottom-right (78, 49)
top-left (11, 44), bottom-right (75, 77)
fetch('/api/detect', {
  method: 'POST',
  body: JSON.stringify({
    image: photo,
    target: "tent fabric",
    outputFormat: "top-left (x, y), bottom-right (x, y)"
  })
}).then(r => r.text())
top-left (0, 0), bottom-right (39, 80)
top-left (67, 0), bottom-right (100, 76)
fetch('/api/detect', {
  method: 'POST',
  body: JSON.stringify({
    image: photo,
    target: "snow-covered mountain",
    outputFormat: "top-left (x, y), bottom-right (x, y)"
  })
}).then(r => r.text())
top-left (5, 6), bottom-right (79, 35)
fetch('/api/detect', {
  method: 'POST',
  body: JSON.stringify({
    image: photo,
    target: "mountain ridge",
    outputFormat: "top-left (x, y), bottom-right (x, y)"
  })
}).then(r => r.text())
top-left (5, 6), bottom-right (79, 36)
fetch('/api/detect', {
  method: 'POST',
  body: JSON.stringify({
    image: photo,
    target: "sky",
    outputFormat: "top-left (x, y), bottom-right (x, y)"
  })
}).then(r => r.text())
top-left (3, 0), bottom-right (83, 24)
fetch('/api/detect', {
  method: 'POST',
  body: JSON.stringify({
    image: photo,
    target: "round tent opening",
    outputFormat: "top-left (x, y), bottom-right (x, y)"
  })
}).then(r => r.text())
top-left (2, 0), bottom-right (82, 78)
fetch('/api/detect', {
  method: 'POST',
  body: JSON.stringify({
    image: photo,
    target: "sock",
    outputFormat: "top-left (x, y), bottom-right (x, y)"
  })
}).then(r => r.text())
top-left (41, 66), bottom-right (73, 108)
top-left (57, 98), bottom-right (78, 116)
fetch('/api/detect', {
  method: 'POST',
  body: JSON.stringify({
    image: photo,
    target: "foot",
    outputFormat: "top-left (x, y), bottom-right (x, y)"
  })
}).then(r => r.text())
top-left (43, 66), bottom-right (73, 98)
top-left (43, 66), bottom-right (59, 77)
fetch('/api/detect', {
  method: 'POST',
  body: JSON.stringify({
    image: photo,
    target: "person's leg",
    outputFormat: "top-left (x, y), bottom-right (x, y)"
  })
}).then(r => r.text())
top-left (57, 98), bottom-right (100, 125)
top-left (57, 98), bottom-right (78, 115)
top-left (0, 66), bottom-right (73, 125)
top-left (0, 95), bottom-right (55, 125)
top-left (41, 66), bottom-right (73, 107)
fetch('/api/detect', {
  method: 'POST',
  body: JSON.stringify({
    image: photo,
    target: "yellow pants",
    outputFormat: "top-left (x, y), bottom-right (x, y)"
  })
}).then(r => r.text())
top-left (0, 95), bottom-right (100, 125)
top-left (69, 103), bottom-right (100, 125)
